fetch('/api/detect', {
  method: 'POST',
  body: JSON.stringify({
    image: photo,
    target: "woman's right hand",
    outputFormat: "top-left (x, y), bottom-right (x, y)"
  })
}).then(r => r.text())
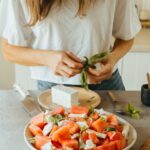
top-left (46, 51), bottom-right (83, 78)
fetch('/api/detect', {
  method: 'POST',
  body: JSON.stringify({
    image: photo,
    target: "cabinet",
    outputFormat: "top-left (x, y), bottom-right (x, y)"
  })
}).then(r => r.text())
top-left (120, 52), bottom-right (150, 90)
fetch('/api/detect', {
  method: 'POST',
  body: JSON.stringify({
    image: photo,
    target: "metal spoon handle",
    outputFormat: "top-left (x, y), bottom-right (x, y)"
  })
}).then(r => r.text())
top-left (13, 84), bottom-right (29, 98)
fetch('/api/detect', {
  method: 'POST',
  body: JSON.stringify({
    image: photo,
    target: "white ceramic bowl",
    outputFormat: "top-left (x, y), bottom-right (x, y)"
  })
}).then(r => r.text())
top-left (24, 110), bottom-right (137, 150)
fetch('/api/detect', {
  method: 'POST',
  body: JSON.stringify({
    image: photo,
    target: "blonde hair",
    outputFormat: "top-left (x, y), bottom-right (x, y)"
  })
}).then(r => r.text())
top-left (26, 0), bottom-right (95, 26)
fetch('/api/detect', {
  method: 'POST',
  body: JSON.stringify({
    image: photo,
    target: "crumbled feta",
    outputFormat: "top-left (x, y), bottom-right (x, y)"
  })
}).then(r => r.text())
top-left (76, 121), bottom-right (89, 128)
top-left (44, 110), bottom-right (50, 115)
top-left (71, 133), bottom-right (80, 139)
top-left (94, 108), bottom-right (105, 115)
top-left (96, 132), bottom-right (107, 139)
top-left (42, 122), bottom-right (53, 136)
top-left (122, 124), bottom-right (130, 139)
top-left (68, 114), bottom-right (87, 118)
top-left (84, 139), bottom-right (96, 149)
top-left (86, 129), bottom-right (95, 134)
top-left (58, 120), bottom-right (69, 126)
top-left (86, 129), bottom-right (106, 139)
top-left (41, 142), bottom-right (53, 150)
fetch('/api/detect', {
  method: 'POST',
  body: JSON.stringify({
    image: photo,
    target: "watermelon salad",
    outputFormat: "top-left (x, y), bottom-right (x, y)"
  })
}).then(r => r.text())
top-left (28, 106), bottom-right (130, 150)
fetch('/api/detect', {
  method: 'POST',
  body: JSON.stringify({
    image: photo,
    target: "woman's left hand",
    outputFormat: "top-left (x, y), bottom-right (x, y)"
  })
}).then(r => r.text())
top-left (87, 53), bottom-right (117, 84)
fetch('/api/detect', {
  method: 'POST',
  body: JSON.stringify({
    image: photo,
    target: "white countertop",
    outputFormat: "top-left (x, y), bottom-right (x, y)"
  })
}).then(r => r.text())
top-left (131, 28), bottom-right (150, 52)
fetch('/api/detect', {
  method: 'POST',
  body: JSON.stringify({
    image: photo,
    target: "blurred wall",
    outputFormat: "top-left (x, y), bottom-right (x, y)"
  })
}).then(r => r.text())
top-left (0, 43), bottom-right (15, 89)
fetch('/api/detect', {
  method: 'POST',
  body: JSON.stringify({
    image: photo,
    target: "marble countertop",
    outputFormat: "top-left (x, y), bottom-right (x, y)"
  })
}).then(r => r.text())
top-left (0, 90), bottom-right (150, 150)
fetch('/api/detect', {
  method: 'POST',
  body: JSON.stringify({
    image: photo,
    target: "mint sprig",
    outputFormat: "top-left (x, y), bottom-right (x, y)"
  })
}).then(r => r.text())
top-left (80, 52), bottom-right (108, 90)
top-left (125, 103), bottom-right (141, 120)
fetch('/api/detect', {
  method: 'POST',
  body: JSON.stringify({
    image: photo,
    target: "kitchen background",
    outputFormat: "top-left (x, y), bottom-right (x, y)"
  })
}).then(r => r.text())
top-left (0, 0), bottom-right (150, 90)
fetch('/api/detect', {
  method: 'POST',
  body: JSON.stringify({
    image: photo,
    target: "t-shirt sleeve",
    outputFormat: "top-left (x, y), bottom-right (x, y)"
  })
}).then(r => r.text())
top-left (113, 0), bottom-right (141, 40)
top-left (0, 0), bottom-right (34, 47)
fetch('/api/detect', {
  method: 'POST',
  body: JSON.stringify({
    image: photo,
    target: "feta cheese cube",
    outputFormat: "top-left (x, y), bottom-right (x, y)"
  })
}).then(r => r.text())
top-left (76, 121), bottom-right (89, 129)
top-left (86, 129), bottom-right (106, 139)
top-left (84, 139), bottom-right (96, 149)
top-left (122, 124), bottom-right (130, 139)
top-left (68, 114), bottom-right (87, 118)
top-left (71, 133), bottom-right (80, 139)
top-left (51, 85), bottom-right (78, 108)
top-left (42, 122), bottom-right (53, 136)
top-left (41, 142), bottom-right (53, 150)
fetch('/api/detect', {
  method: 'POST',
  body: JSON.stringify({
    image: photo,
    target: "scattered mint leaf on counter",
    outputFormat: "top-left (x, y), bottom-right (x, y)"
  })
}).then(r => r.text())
top-left (80, 52), bottom-right (108, 90)
top-left (125, 103), bottom-right (141, 120)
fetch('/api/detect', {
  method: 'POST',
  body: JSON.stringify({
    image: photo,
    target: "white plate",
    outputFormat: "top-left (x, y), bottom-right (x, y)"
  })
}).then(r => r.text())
top-left (24, 110), bottom-right (137, 150)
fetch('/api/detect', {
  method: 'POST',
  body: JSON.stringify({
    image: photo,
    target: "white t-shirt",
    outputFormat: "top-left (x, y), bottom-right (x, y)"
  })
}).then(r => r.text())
top-left (0, 0), bottom-right (141, 85)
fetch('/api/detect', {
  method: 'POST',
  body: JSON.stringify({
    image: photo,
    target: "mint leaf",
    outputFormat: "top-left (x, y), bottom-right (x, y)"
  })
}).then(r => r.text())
top-left (105, 127), bottom-right (116, 132)
top-left (125, 103), bottom-right (141, 120)
top-left (80, 125), bottom-right (88, 132)
top-left (80, 52), bottom-right (108, 89)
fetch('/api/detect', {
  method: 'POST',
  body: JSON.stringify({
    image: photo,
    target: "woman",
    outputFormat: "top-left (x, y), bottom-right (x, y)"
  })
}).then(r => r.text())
top-left (0, 0), bottom-right (141, 90)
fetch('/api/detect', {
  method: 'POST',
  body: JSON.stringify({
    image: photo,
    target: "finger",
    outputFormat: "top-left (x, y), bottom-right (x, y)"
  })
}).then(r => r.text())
top-left (88, 68), bottom-right (101, 76)
top-left (63, 56), bottom-right (83, 69)
top-left (57, 70), bottom-right (70, 78)
top-left (87, 73), bottom-right (99, 84)
top-left (65, 51), bottom-right (82, 63)
top-left (61, 64), bottom-right (81, 76)
top-left (87, 72), bottom-right (111, 84)
top-left (97, 64), bottom-right (112, 76)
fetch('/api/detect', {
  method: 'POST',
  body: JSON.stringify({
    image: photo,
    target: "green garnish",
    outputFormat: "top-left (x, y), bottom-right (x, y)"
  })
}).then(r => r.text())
top-left (125, 103), bottom-right (141, 120)
top-left (80, 52), bottom-right (108, 89)
top-left (45, 114), bottom-right (64, 125)
top-left (79, 136), bottom-right (85, 149)
top-left (105, 127), bottom-right (116, 132)
top-left (80, 125), bottom-right (88, 132)
top-left (100, 116), bottom-right (106, 121)
top-left (89, 107), bottom-right (94, 115)
top-left (28, 137), bottom-right (35, 144)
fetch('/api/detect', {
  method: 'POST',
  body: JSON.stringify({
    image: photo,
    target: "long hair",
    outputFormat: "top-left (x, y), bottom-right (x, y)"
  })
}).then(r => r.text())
top-left (26, 0), bottom-right (95, 26)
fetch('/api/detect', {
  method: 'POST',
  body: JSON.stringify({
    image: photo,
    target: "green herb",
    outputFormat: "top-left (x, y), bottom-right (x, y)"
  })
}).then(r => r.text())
top-left (105, 127), bottom-right (116, 132)
top-left (100, 115), bottom-right (107, 121)
top-left (80, 125), bottom-right (88, 132)
top-left (28, 137), bottom-right (35, 144)
top-left (80, 52), bottom-right (108, 89)
top-left (79, 136), bottom-right (85, 149)
top-left (125, 103), bottom-right (141, 120)
top-left (45, 114), bottom-right (64, 125)
top-left (89, 107), bottom-right (94, 115)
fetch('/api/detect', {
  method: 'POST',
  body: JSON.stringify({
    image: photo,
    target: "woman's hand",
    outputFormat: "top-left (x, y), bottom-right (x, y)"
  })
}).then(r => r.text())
top-left (46, 51), bottom-right (83, 78)
top-left (87, 53), bottom-right (117, 84)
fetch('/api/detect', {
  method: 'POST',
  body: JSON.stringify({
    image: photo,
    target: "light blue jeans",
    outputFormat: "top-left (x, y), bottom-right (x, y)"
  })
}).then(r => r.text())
top-left (37, 69), bottom-right (125, 91)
